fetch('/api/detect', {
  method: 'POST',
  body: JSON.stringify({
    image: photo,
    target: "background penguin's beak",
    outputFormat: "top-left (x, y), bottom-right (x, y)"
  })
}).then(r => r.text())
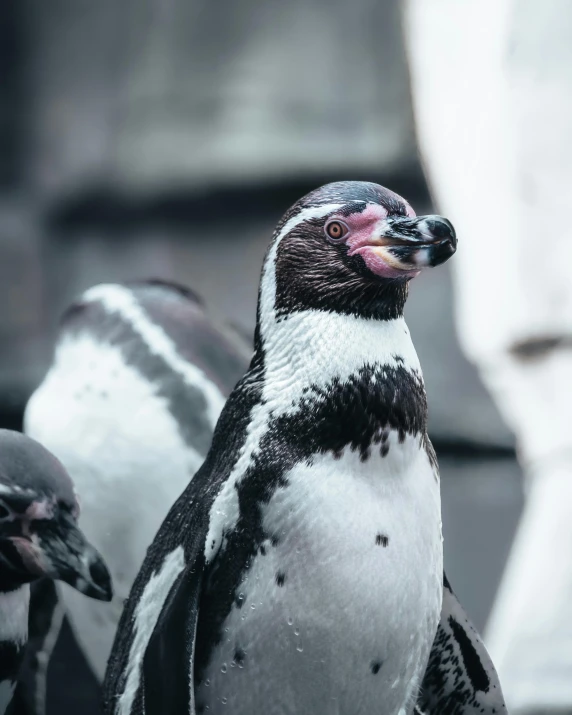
top-left (368, 214), bottom-right (457, 271)
top-left (12, 512), bottom-right (113, 601)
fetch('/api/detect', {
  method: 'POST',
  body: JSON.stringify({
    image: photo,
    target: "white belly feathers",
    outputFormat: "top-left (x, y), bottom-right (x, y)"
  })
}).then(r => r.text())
top-left (196, 436), bottom-right (442, 715)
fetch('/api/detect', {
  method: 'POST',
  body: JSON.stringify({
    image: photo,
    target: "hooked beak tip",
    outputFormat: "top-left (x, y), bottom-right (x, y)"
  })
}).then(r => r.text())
top-left (70, 551), bottom-right (113, 601)
top-left (427, 236), bottom-right (457, 266)
top-left (38, 528), bottom-right (113, 601)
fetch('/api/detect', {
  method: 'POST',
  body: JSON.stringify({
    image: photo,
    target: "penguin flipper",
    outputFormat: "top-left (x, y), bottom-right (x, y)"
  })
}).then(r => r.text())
top-left (417, 572), bottom-right (507, 713)
top-left (143, 551), bottom-right (205, 715)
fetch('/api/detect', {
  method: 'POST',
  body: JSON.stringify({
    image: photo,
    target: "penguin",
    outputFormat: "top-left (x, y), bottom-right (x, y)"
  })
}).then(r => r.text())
top-left (0, 429), bottom-right (112, 715)
top-left (23, 279), bottom-right (250, 688)
top-left (103, 181), bottom-right (507, 714)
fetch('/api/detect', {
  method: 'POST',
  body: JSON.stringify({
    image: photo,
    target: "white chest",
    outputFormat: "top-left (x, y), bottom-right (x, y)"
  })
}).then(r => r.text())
top-left (197, 438), bottom-right (442, 715)
top-left (0, 585), bottom-right (29, 645)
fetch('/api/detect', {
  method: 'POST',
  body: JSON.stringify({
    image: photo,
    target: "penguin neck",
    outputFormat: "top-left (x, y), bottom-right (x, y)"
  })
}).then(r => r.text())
top-left (263, 308), bottom-right (418, 373)
top-left (253, 301), bottom-right (426, 436)
top-left (256, 239), bottom-right (421, 392)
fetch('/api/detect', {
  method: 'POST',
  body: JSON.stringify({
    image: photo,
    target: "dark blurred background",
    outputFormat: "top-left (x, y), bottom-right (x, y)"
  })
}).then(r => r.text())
top-left (0, 1), bottom-right (524, 712)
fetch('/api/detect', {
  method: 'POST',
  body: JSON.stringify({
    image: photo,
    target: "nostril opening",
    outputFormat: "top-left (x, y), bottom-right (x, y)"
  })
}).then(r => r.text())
top-left (430, 220), bottom-right (455, 240)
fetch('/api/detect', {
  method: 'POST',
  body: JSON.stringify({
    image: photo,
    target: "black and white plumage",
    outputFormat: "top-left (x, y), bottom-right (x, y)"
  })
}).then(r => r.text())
top-left (417, 575), bottom-right (507, 712)
top-left (23, 280), bottom-right (249, 685)
top-left (0, 429), bottom-right (112, 715)
top-left (103, 181), bottom-right (507, 714)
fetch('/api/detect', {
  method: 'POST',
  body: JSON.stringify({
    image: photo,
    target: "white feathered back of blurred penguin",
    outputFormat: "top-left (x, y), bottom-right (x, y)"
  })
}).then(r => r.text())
top-left (24, 280), bottom-right (250, 681)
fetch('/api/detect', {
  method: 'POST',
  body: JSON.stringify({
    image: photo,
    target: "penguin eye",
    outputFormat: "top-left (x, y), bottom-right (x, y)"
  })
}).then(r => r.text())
top-left (324, 220), bottom-right (349, 243)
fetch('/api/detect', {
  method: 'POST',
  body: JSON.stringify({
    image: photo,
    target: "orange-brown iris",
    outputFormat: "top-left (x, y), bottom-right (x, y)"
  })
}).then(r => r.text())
top-left (325, 220), bottom-right (348, 241)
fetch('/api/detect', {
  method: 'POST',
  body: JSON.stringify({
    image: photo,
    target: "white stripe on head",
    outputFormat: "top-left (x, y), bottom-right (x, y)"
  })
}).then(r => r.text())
top-left (258, 203), bottom-right (346, 338)
top-left (204, 203), bottom-right (348, 561)
top-left (81, 284), bottom-right (226, 429)
top-left (0, 484), bottom-right (34, 496)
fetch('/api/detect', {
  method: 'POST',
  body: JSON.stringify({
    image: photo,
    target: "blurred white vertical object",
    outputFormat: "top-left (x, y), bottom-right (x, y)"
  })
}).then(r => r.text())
top-left (404, 0), bottom-right (572, 711)
top-left (403, 0), bottom-right (521, 361)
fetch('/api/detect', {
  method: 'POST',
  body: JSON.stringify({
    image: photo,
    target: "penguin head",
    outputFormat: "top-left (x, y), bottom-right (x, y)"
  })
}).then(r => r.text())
top-left (0, 430), bottom-right (112, 600)
top-left (263, 181), bottom-right (456, 321)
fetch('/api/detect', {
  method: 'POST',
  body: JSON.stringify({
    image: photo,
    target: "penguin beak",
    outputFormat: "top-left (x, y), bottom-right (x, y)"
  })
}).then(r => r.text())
top-left (9, 512), bottom-right (113, 601)
top-left (367, 214), bottom-right (457, 271)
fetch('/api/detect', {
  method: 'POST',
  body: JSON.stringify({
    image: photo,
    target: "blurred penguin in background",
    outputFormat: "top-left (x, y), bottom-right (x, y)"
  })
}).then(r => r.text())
top-left (23, 281), bottom-right (249, 697)
top-left (403, 1), bottom-right (572, 711)
top-left (0, 430), bottom-right (112, 715)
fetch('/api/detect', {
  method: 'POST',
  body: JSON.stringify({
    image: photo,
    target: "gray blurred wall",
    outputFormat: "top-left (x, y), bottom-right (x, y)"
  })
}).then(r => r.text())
top-left (0, 0), bottom-right (512, 452)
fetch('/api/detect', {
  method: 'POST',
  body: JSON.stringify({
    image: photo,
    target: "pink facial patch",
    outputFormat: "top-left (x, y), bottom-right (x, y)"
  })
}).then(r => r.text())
top-left (354, 247), bottom-right (420, 279)
top-left (335, 203), bottom-right (419, 278)
top-left (333, 204), bottom-right (387, 252)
